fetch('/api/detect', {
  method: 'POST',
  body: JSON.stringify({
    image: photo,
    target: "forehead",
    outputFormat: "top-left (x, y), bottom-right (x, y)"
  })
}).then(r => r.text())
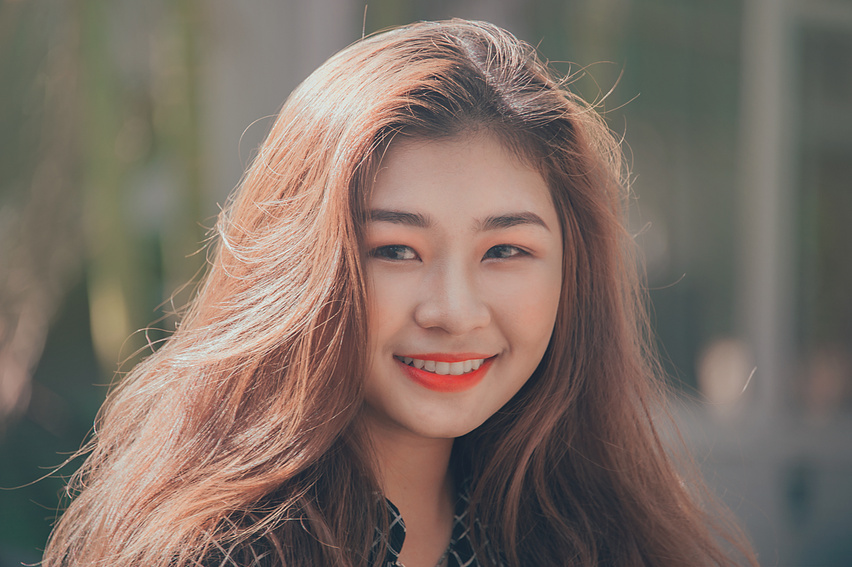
top-left (368, 133), bottom-right (555, 219)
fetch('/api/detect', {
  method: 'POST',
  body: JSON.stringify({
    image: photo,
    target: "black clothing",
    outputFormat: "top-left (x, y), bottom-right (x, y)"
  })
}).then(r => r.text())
top-left (201, 489), bottom-right (495, 566)
top-left (373, 490), bottom-right (484, 566)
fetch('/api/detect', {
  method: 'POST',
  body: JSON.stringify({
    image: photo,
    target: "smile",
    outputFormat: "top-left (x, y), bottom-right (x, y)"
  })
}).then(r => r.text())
top-left (395, 356), bottom-right (485, 375)
top-left (393, 354), bottom-right (496, 393)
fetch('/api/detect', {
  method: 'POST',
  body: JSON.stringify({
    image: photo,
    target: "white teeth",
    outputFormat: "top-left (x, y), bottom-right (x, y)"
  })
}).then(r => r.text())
top-left (398, 356), bottom-right (487, 375)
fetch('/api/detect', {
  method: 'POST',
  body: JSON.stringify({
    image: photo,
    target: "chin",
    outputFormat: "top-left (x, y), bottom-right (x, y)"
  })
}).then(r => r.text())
top-left (407, 415), bottom-right (488, 440)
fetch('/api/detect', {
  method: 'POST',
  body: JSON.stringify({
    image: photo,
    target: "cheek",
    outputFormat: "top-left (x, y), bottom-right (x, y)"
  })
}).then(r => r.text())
top-left (366, 270), bottom-right (415, 342)
top-left (492, 267), bottom-right (562, 345)
top-left (512, 296), bottom-right (560, 353)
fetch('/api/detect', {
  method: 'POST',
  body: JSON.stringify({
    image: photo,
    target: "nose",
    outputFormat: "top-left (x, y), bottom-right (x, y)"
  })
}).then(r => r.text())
top-left (413, 261), bottom-right (491, 335)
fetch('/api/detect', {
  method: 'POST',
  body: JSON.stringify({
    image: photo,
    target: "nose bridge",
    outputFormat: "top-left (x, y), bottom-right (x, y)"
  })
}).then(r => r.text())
top-left (415, 257), bottom-right (490, 334)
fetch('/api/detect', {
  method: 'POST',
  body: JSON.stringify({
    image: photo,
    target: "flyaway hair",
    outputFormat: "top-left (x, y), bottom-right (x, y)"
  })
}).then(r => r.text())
top-left (43, 19), bottom-right (757, 567)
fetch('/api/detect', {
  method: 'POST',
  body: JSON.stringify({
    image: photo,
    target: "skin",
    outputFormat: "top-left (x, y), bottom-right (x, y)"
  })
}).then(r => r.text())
top-left (362, 133), bottom-right (563, 567)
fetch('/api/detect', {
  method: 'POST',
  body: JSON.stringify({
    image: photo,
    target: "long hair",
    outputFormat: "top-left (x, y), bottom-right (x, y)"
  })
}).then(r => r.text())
top-left (44, 20), bottom-right (756, 566)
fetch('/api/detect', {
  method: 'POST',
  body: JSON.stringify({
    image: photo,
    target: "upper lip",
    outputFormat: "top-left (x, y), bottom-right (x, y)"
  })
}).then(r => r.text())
top-left (395, 353), bottom-right (495, 363)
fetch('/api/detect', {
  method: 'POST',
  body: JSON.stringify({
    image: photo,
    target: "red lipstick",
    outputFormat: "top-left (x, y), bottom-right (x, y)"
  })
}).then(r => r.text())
top-left (394, 355), bottom-right (494, 393)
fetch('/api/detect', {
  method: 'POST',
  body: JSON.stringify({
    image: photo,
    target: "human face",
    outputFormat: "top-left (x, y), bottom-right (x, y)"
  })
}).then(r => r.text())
top-left (362, 133), bottom-right (563, 441)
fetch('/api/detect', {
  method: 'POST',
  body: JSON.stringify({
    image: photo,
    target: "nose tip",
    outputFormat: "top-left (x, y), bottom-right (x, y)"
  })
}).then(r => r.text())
top-left (413, 269), bottom-right (490, 335)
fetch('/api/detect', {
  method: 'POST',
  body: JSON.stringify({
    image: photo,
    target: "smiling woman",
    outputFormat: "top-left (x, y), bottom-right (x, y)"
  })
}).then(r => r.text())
top-left (42, 19), bottom-right (757, 567)
top-left (364, 135), bottom-right (562, 443)
top-left (362, 136), bottom-right (565, 565)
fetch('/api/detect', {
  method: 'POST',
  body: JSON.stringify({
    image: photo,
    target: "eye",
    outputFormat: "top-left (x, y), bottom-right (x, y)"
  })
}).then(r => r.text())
top-left (370, 245), bottom-right (419, 261)
top-left (483, 244), bottom-right (528, 260)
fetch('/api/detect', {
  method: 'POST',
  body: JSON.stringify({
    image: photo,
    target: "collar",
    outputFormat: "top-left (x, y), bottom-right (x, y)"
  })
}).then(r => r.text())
top-left (373, 490), bottom-right (480, 567)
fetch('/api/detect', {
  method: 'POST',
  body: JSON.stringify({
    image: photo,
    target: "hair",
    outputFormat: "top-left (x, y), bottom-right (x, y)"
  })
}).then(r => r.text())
top-left (44, 19), bottom-right (757, 567)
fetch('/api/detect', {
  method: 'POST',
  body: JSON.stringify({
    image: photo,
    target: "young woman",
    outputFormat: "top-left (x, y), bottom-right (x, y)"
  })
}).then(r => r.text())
top-left (44, 19), bottom-right (757, 567)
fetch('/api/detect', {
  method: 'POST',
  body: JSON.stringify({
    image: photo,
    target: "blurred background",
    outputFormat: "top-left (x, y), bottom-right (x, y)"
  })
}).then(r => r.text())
top-left (1, 0), bottom-right (850, 564)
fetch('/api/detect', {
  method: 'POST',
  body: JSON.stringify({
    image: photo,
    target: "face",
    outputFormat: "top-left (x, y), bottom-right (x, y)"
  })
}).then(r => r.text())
top-left (362, 133), bottom-right (563, 441)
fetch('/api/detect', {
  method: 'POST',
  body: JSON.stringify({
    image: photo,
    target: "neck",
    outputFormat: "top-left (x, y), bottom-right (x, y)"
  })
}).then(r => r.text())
top-left (367, 419), bottom-right (455, 515)
top-left (363, 412), bottom-right (456, 567)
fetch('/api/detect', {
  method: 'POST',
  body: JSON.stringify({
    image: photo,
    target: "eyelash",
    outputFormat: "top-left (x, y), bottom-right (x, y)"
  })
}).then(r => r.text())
top-left (370, 245), bottom-right (418, 261)
top-left (369, 244), bottom-right (528, 261)
top-left (483, 244), bottom-right (527, 260)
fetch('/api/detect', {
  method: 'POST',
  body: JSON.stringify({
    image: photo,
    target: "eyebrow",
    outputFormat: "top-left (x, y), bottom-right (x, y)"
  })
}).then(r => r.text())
top-left (477, 211), bottom-right (550, 232)
top-left (368, 209), bottom-right (431, 228)
top-left (368, 209), bottom-right (551, 232)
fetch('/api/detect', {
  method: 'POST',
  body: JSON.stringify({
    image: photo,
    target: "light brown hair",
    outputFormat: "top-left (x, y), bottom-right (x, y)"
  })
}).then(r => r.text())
top-left (44, 19), bottom-right (757, 566)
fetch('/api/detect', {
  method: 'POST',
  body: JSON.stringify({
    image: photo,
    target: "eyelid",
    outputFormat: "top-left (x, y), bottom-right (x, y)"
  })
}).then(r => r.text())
top-left (483, 244), bottom-right (530, 260)
top-left (369, 244), bottom-right (420, 261)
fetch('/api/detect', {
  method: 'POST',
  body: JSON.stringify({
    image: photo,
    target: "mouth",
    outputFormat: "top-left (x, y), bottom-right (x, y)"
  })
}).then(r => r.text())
top-left (393, 354), bottom-right (496, 392)
top-left (395, 355), bottom-right (486, 375)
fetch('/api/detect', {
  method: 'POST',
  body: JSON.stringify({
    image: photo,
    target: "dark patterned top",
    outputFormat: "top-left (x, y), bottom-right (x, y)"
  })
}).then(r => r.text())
top-left (201, 489), bottom-right (496, 566)
top-left (373, 489), bottom-right (488, 567)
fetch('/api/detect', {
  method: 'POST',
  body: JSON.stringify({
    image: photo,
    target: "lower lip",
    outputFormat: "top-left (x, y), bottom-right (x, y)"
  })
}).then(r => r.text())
top-left (395, 357), bottom-right (494, 393)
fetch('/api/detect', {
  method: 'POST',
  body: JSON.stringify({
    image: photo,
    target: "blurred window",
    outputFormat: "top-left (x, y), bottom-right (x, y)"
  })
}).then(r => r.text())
top-left (796, 21), bottom-right (852, 416)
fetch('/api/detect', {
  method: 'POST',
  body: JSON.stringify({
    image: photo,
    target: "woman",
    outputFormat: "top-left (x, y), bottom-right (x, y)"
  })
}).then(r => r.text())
top-left (44, 19), bottom-right (757, 567)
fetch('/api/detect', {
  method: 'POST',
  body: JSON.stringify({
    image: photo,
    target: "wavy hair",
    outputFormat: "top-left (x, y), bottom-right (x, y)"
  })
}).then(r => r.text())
top-left (43, 19), bottom-right (756, 566)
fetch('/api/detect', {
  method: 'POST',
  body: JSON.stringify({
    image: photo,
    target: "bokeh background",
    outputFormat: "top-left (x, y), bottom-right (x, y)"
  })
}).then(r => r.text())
top-left (1, 0), bottom-right (850, 564)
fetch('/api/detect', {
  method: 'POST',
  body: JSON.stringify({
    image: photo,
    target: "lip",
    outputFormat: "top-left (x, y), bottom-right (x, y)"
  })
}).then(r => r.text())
top-left (395, 355), bottom-right (495, 393)
top-left (396, 352), bottom-right (494, 363)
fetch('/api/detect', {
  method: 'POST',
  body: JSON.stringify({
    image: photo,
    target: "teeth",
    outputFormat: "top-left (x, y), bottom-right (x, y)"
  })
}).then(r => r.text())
top-left (397, 356), bottom-right (487, 375)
